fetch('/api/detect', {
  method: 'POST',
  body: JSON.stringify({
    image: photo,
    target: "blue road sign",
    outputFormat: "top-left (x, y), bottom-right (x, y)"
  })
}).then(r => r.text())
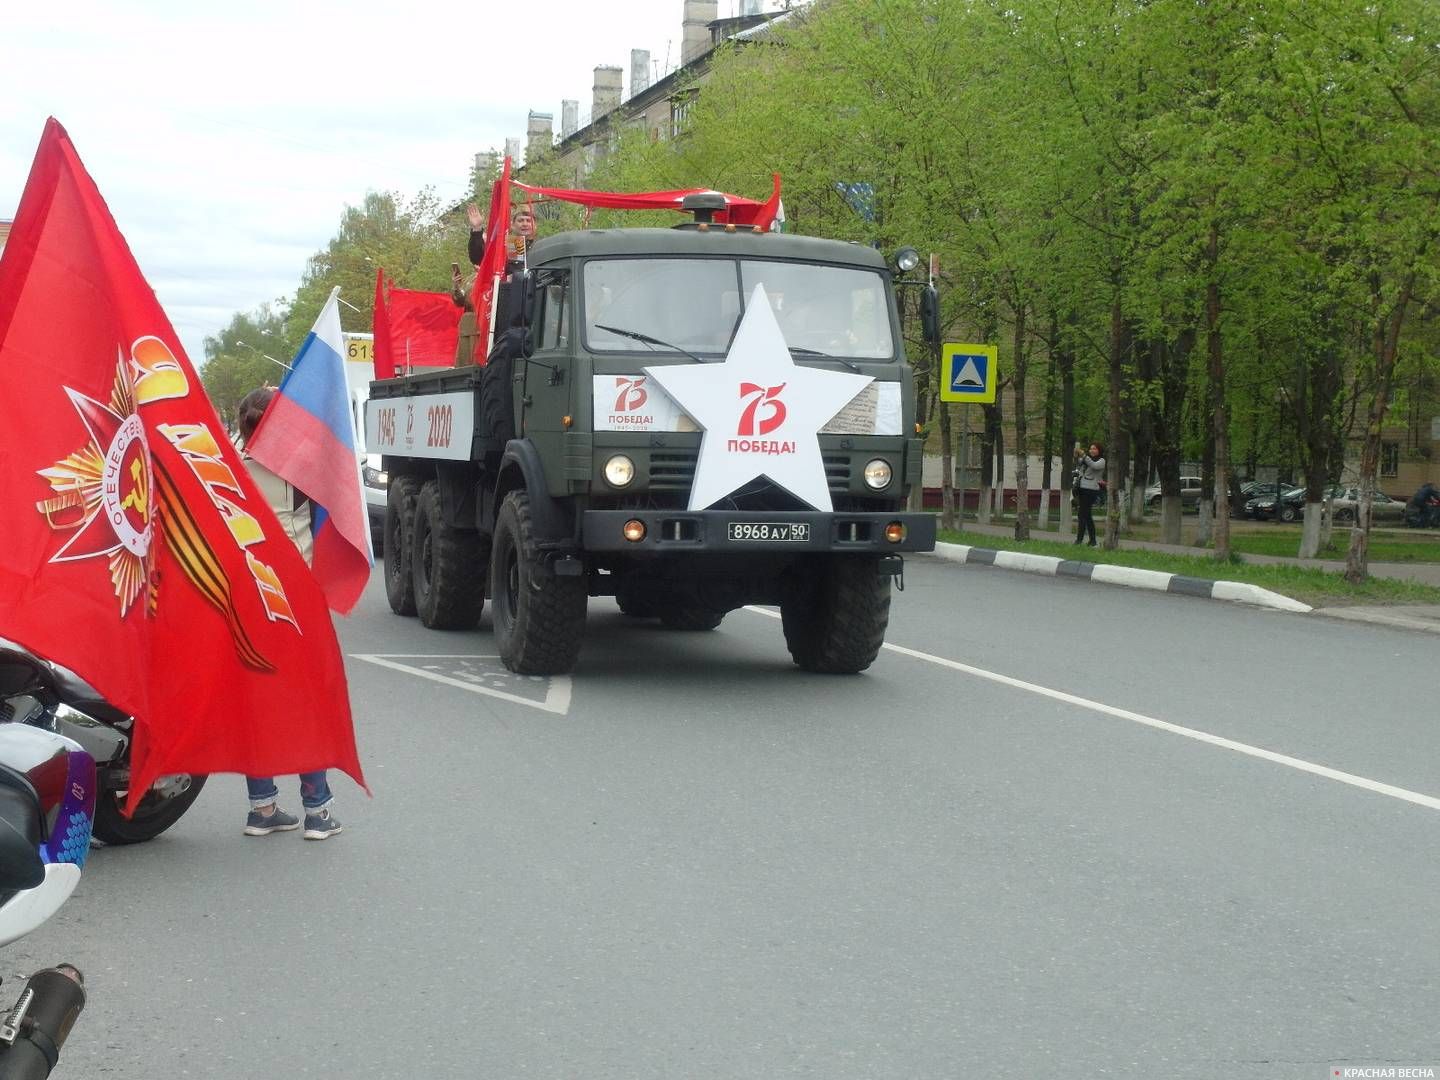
top-left (940, 343), bottom-right (998, 403)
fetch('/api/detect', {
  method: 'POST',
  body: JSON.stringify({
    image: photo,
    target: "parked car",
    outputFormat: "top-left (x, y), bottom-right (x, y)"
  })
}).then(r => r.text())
top-left (1329, 487), bottom-right (1408, 524)
top-left (1244, 485), bottom-right (1308, 522)
top-left (1226, 480), bottom-right (1274, 518)
top-left (1144, 476), bottom-right (1203, 510)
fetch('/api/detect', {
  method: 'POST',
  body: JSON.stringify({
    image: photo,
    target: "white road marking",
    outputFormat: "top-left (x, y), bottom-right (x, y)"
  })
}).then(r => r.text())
top-left (349, 654), bottom-right (573, 716)
top-left (743, 607), bottom-right (1440, 813)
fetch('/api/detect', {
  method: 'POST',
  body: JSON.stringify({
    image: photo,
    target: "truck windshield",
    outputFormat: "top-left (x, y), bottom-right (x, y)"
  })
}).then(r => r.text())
top-left (582, 258), bottom-right (895, 361)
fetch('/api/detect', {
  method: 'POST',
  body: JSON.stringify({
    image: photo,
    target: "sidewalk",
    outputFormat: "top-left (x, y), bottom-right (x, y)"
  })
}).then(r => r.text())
top-left (941, 520), bottom-right (1440, 634)
top-left (956, 520), bottom-right (1440, 587)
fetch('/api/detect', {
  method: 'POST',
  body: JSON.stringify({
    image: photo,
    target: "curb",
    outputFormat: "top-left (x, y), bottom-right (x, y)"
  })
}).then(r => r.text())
top-left (928, 541), bottom-right (1313, 613)
top-left (1311, 607), bottom-right (1440, 635)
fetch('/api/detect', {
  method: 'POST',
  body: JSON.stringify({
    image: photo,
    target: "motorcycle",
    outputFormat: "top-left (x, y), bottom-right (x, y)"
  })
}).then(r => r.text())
top-left (0, 723), bottom-right (96, 1077)
top-left (1404, 484), bottom-right (1440, 529)
top-left (0, 638), bottom-right (205, 845)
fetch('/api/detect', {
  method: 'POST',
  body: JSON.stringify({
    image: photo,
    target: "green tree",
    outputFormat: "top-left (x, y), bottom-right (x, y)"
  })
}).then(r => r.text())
top-left (284, 189), bottom-right (464, 356)
top-left (200, 303), bottom-right (291, 429)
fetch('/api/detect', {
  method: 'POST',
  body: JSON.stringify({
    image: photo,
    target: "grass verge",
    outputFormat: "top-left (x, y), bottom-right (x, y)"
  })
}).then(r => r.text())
top-left (1226, 532), bottom-right (1440, 562)
top-left (935, 528), bottom-right (1440, 607)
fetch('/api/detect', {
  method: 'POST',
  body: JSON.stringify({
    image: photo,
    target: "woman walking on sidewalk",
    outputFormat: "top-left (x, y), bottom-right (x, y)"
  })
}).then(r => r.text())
top-left (1074, 441), bottom-right (1105, 547)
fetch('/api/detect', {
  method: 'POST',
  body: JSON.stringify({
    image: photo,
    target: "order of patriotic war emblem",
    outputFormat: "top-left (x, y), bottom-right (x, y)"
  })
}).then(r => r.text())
top-left (29, 335), bottom-right (306, 671)
top-left (36, 349), bottom-right (157, 618)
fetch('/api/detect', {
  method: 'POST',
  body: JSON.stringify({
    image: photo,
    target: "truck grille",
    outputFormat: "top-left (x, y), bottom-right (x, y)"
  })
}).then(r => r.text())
top-left (649, 452), bottom-right (851, 493)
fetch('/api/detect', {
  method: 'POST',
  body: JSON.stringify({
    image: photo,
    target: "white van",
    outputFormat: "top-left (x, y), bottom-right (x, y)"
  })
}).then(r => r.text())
top-left (343, 336), bottom-right (387, 546)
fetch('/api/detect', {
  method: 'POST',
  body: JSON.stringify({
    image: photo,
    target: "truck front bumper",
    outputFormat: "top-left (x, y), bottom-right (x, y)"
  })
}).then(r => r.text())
top-left (580, 510), bottom-right (937, 554)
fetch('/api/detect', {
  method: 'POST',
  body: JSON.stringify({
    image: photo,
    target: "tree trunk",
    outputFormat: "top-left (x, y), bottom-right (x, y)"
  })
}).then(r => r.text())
top-left (1012, 299), bottom-right (1030, 541)
top-left (1129, 336), bottom-right (1157, 526)
top-left (1041, 324), bottom-right (1057, 534)
top-left (1345, 267), bottom-right (1419, 582)
top-left (1206, 220), bottom-right (1231, 561)
top-left (1295, 332), bottom-right (1342, 560)
top-left (1156, 329), bottom-right (1195, 544)
top-left (1299, 504), bottom-right (1324, 559)
top-left (1103, 292), bottom-right (1126, 549)
top-left (992, 388), bottom-right (1005, 521)
top-left (1060, 335), bottom-right (1076, 539)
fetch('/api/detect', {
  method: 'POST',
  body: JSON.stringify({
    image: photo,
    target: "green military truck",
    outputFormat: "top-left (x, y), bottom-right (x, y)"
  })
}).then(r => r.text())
top-left (365, 204), bottom-right (936, 675)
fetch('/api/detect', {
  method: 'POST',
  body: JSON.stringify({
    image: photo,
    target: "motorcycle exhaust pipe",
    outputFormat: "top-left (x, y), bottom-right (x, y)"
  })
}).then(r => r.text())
top-left (0, 964), bottom-right (87, 1079)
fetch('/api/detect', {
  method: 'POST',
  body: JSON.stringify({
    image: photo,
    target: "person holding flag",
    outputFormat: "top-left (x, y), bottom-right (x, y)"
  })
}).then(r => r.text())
top-left (237, 387), bottom-right (342, 839)
top-left (241, 288), bottom-right (375, 838)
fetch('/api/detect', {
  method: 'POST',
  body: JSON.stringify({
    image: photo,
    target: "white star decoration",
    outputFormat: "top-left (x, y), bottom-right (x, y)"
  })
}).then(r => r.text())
top-left (645, 283), bottom-right (873, 512)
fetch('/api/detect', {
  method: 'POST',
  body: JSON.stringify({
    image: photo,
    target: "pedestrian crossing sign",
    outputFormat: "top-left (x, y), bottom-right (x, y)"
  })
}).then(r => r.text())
top-left (940, 343), bottom-right (997, 403)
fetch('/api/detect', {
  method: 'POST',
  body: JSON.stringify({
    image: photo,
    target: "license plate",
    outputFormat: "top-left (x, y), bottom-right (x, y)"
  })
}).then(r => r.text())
top-left (727, 522), bottom-right (810, 543)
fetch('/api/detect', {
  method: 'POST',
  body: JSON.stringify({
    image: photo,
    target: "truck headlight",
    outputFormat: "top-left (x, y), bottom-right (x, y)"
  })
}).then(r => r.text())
top-left (863, 458), bottom-right (893, 490)
top-left (603, 454), bottom-right (636, 488)
top-left (363, 465), bottom-right (389, 489)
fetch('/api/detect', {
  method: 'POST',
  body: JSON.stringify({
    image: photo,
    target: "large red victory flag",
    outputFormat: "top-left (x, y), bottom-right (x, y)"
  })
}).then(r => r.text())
top-left (0, 119), bottom-right (366, 812)
top-left (470, 156), bottom-right (512, 361)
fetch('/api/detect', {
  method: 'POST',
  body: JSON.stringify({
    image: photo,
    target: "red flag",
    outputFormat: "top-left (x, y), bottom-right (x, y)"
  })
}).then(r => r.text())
top-left (0, 119), bottom-right (366, 812)
top-left (372, 269), bottom-right (395, 379)
top-left (371, 271), bottom-right (456, 374)
top-left (511, 172), bottom-right (782, 228)
top-left (470, 156), bottom-right (513, 361)
top-left (385, 287), bottom-right (459, 369)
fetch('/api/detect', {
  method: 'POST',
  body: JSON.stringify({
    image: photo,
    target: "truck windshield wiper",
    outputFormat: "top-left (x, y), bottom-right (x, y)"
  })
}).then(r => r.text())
top-left (593, 324), bottom-right (709, 364)
top-left (788, 345), bottom-right (862, 373)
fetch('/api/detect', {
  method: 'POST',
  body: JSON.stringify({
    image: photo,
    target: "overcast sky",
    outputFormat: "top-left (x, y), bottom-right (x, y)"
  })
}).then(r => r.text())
top-left (2, 0), bottom-right (768, 363)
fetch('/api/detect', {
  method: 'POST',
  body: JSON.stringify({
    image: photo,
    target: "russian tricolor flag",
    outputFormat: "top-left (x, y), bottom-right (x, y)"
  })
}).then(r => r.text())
top-left (248, 288), bottom-right (373, 614)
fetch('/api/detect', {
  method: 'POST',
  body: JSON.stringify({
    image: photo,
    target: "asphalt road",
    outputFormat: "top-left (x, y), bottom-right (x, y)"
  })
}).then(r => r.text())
top-left (9, 555), bottom-right (1438, 1079)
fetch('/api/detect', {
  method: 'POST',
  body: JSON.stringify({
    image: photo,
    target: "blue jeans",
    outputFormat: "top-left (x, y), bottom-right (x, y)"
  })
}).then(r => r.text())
top-left (246, 772), bottom-right (332, 811)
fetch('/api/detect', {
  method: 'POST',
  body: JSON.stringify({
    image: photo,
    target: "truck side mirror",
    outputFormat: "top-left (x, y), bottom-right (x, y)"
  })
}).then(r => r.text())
top-left (920, 285), bottom-right (940, 345)
top-left (518, 271), bottom-right (537, 327)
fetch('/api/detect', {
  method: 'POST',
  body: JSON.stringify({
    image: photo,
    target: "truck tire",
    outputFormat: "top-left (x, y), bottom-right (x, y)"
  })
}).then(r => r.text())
top-left (780, 556), bottom-right (890, 674)
top-left (659, 607), bottom-right (725, 631)
top-left (384, 476), bottom-right (420, 616)
top-left (411, 480), bottom-right (486, 630)
top-left (490, 490), bottom-right (586, 674)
